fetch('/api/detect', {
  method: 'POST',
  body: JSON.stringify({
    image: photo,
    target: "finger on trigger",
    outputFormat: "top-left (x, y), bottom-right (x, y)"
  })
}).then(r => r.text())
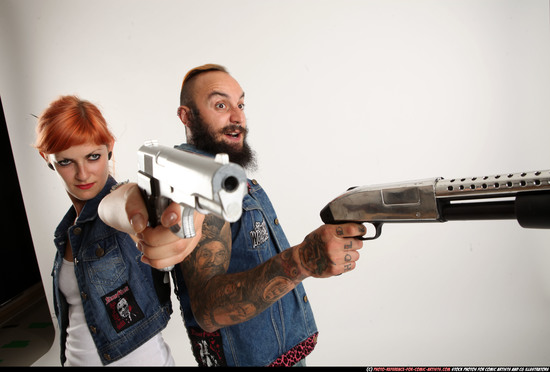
top-left (161, 202), bottom-right (182, 227)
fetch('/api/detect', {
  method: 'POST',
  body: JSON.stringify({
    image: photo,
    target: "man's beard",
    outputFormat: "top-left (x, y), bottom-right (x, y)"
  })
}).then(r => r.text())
top-left (187, 107), bottom-right (257, 171)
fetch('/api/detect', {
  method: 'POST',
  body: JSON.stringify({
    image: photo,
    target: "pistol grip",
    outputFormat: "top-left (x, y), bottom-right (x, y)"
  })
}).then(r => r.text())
top-left (156, 207), bottom-right (195, 273)
top-left (138, 179), bottom-right (168, 228)
top-left (169, 205), bottom-right (196, 239)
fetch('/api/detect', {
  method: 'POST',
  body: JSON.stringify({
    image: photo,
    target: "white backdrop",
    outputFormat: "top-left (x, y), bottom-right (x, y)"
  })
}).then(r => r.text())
top-left (1, 0), bottom-right (549, 366)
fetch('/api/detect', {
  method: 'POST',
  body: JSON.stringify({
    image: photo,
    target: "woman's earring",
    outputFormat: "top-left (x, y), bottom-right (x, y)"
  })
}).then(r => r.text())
top-left (48, 163), bottom-right (54, 170)
top-left (108, 152), bottom-right (112, 160)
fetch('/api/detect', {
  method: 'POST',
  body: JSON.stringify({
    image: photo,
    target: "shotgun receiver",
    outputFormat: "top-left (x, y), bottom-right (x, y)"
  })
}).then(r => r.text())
top-left (320, 170), bottom-right (550, 240)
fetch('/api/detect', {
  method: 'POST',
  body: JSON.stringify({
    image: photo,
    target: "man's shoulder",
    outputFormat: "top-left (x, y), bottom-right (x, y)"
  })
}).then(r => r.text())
top-left (174, 143), bottom-right (214, 157)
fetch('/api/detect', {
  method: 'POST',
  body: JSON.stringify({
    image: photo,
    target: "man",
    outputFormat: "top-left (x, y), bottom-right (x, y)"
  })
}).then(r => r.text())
top-left (99, 64), bottom-right (366, 366)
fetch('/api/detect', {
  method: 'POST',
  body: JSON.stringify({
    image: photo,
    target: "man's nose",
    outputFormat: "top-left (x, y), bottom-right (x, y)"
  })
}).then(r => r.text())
top-left (229, 106), bottom-right (245, 126)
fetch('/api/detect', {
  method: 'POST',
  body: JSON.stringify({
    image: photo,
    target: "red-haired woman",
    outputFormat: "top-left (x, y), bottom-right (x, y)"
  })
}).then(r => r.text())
top-left (35, 95), bottom-right (175, 366)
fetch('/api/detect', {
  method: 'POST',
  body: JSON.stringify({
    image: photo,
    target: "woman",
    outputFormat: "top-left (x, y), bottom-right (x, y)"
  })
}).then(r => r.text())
top-left (34, 95), bottom-right (174, 366)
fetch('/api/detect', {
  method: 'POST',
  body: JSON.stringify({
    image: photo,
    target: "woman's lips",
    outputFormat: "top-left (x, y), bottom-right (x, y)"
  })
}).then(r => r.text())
top-left (76, 183), bottom-right (94, 190)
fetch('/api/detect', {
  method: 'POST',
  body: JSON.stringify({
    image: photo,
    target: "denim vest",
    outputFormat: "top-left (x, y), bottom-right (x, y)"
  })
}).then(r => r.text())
top-left (51, 176), bottom-right (172, 365)
top-left (173, 144), bottom-right (318, 366)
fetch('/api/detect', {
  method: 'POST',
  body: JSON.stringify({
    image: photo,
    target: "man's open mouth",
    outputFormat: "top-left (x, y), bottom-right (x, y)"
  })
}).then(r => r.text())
top-left (223, 125), bottom-right (246, 140)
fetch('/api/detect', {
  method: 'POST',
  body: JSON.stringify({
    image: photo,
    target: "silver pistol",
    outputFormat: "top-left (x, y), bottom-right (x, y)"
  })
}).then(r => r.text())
top-left (137, 141), bottom-right (247, 239)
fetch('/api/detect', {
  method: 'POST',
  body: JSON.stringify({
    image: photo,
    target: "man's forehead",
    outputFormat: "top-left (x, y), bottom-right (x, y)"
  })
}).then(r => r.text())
top-left (194, 71), bottom-right (244, 100)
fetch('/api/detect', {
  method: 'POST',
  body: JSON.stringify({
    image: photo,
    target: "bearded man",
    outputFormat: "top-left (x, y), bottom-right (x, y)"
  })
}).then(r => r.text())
top-left (99, 64), bottom-right (366, 367)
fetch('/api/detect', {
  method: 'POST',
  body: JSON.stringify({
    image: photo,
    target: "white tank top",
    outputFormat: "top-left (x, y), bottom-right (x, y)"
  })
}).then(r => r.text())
top-left (59, 259), bottom-right (175, 366)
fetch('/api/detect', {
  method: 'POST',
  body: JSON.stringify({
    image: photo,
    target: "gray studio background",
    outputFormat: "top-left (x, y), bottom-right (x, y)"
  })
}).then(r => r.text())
top-left (1, 0), bottom-right (549, 366)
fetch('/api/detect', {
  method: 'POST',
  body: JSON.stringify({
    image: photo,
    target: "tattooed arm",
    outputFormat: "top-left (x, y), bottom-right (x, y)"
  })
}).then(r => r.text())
top-left (179, 216), bottom-right (366, 332)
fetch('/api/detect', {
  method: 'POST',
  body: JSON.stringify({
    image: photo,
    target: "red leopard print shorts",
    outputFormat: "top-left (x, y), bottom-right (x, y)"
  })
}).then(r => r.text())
top-left (268, 332), bottom-right (318, 367)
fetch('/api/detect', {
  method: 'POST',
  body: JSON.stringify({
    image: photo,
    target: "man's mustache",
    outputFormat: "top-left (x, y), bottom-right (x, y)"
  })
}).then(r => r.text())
top-left (221, 124), bottom-right (248, 136)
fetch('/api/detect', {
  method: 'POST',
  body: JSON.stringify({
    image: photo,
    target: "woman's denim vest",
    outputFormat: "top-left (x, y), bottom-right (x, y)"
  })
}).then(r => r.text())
top-left (51, 176), bottom-right (172, 365)
top-left (173, 144), bottom-right (318, 366)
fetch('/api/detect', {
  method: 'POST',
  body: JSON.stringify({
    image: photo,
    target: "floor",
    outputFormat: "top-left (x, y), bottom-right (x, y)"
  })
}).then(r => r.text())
top-left (0, 284), bottom-right (56, 367)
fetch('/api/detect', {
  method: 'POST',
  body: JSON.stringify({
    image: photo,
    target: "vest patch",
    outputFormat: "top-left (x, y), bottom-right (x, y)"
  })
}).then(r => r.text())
top-left (249, 220), bottom-right (269, 248)
top-left (102, 283), bottom-right (144, 333)
top-left (188, 327), bottom-right (227, 367)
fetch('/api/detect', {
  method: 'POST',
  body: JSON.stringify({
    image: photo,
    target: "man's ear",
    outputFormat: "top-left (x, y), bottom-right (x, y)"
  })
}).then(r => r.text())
top-left (177, 105), bottom-right (192, 127)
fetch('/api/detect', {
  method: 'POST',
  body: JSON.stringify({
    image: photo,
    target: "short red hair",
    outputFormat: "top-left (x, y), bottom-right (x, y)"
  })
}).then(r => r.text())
top-left (35, 95), bottom-right (115, 154)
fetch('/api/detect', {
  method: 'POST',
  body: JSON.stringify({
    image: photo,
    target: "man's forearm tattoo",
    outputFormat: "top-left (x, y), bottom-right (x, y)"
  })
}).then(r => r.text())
top-left (299, 232), bottom-right (329, 276)
top-left (181, 215), bottom-right (305, 330)
top-left (280, 249), bottom-right (301, 279)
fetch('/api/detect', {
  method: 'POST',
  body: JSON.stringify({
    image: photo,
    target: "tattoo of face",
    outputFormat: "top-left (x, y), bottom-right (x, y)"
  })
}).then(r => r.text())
top-left (181, 215), bottom-right (230, 282)
top-left (299, 232), bottom-right (329, 275)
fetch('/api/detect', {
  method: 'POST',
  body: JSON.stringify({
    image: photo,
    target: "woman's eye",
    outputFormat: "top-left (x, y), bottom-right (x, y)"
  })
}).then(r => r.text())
top-left (89, 154), bottom-right (101, 161)
top-left (57, 159), bottom-right (71, 166)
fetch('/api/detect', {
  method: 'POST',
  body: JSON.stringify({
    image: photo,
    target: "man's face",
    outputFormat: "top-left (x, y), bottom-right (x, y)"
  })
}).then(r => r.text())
top-left (181, 71), bottom-right (256, 170)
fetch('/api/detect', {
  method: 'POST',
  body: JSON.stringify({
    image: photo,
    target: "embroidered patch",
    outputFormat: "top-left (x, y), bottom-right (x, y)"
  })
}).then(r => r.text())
top-left (102, 283), bottom-right (145, 333)
top-left (188, 327), bottom-right (227, 367)
top-left (249, 220), bottom-right (269, 248)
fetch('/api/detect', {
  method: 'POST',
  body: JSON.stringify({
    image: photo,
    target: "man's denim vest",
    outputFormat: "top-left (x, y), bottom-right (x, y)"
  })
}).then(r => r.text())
top-left (51, 176), bottom-right (172, 365)
top-left (173, 144), bottom-right (318, 366)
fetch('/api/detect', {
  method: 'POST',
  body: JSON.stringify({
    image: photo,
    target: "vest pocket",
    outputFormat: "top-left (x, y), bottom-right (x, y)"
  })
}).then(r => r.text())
top-left (83, 236), bottom-right (127, 285)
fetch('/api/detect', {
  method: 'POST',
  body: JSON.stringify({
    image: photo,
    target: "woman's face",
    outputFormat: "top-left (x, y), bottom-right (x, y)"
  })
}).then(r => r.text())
top-left (45, 142), bottom-right (111, 213)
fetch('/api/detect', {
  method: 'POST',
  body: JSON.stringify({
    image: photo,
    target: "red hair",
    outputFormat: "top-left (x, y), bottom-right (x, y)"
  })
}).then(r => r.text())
top-left (35, 95), bottom-right (115, 154)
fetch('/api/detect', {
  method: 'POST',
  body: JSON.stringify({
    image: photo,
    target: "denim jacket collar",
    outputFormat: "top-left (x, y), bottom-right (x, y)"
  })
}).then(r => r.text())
top-left (54, 176), bottom-right (116, 240)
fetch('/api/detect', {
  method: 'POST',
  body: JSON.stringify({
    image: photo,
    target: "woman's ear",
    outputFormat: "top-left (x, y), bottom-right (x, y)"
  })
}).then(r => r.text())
top-left (40, 152), bottom-right (55, 170)
top-left (107, 141), bottom-right (114, 160)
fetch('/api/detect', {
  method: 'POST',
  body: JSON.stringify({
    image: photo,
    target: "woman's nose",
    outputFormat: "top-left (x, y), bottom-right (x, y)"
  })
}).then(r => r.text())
top-left (75, 163), bottom-right (90, 180)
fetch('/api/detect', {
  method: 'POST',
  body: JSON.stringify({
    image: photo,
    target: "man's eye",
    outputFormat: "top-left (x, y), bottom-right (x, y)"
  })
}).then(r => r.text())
top-left (215, 103), bottom-right (227, 109)
top-left (238, 103), bottom-right (245, 110)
